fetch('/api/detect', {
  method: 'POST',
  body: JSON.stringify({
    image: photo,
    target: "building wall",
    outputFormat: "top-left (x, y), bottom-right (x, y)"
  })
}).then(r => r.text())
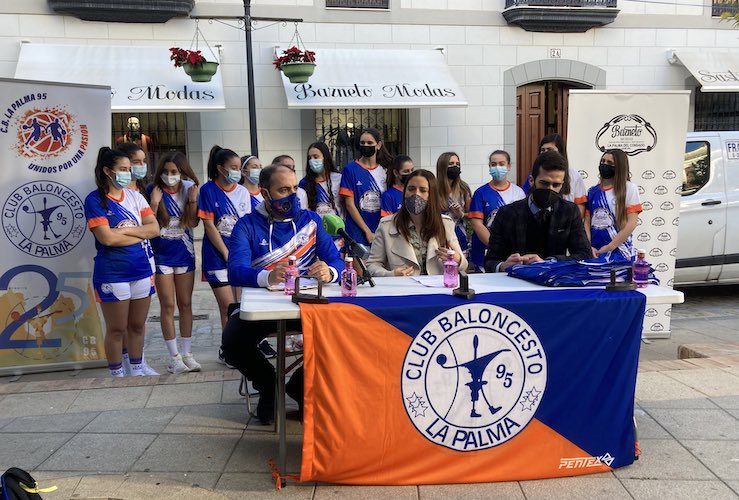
top-left (0, 0), bottom-right (737, 187)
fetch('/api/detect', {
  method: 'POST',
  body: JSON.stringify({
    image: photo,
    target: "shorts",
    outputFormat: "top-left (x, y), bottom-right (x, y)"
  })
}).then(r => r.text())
top-left (94, 276), bottom-right (155, 303)
top-left (156, 263), bottom-right (195, 275)
top-left (202, 268), bottom-right (229, 287)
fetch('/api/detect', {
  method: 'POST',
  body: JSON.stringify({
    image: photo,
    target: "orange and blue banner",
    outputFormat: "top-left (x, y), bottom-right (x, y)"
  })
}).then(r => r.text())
top-left (299, 288), bottom-right (646, 485)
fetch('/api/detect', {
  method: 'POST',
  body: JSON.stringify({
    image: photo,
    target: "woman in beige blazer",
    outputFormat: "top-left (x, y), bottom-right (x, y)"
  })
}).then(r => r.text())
top-left (367, 170), bottom-right (467, 277)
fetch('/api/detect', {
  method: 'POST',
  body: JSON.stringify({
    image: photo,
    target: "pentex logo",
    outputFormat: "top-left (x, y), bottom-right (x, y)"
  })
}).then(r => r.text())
top-left (401, 304), bottom-right (547, 452)
top-left (2, 92), bottom-right (89, 175)
top-left (558, 453), bottom-right (615, 469)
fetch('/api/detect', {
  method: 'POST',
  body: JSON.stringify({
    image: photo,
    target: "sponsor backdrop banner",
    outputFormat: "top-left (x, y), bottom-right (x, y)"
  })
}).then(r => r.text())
top-left (567, 91), bottom-right (689, 339)
top-left (0, 78), bottom-right (106, 374)
top-left (299, 289), bottom-right (646, 484)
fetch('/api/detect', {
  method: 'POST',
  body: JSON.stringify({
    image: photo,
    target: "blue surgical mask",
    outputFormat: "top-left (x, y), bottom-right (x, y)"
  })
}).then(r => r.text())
top-left (224, 169), bottom-right (242, 184)
top-left (308, 159), bottom-right (324, 174)
top-left (269, 192), bottom-right (300, 219)
top-left (489, 165), bottom-right (508, 181)
top-left (111, 171), bottom-right (131, 189)
top-left (248, 168), bottom-right (261, 183)
top-left (131, 164), bottom-right (147, 180)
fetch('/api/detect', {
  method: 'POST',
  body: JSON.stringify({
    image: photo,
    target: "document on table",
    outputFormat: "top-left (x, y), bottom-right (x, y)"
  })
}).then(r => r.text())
top-left (410, 275), bottom-right (446, 288)
top-left (267, 277), bottom-right (319, 292)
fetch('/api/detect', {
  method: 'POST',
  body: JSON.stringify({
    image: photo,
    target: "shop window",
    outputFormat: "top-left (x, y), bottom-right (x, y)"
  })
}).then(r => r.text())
top-left (111, 113), bottom-right (187, 172)
top-left (315, 109), bottom-right (406, 169)
top-left (326, 0), bottom-right (389, 8)
top-left (694, 91), bottom-right (739, 131)
top-left (682, 141), bottom-right (710, 196)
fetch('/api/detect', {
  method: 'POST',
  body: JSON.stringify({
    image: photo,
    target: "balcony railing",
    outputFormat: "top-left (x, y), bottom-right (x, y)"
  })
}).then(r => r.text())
top-left (712, 0), bottom-right (739, 16)
top-left (503, 0), bottom-right (619, 32)
top-left (48, 0), bottom-right (195, 23)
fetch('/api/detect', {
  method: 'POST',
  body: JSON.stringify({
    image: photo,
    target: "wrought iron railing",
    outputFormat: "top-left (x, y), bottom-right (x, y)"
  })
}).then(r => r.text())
top-left (712, 0), bottom-right (739, 16)
top-left (505, 0), bottom-right (617, 7)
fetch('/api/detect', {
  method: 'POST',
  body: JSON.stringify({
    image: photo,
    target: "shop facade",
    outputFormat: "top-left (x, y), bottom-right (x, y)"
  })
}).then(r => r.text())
top-left (0, 0), bottom-right (737, 188)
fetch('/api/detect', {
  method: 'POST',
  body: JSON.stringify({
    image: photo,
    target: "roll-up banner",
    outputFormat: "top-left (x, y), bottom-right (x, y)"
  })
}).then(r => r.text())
top-left (567, 90), bottom-right (690, 339)
top-left (0, 78), bottom-right (108, 374)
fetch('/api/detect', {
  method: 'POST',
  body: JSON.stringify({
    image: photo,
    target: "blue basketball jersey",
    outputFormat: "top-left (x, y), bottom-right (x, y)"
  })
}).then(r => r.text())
top-left (84, 189), bottom-right (154, 284)
top-left (149, 180), bottom-right (196, 268)
top-left (197, 180), bottom-right (251, 272)
top-left (587, 182), bottom-right (642, 261)
top-left (299, 172), bottom-right (342, 216)
top-left (381, 185), bottom-right (403, 217)
top-left (339, 161), bottom-right (386, 245)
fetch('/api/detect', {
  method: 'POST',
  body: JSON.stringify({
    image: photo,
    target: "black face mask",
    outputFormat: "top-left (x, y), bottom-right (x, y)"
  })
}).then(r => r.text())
top-left (358, 145), bottom-right (376, 158)
top-left (399, 173), bottom-right (412, 185)
top-left (599, 163), bottom-right (616, 179)
top-left (446, 166), bottom-right (461, 181)
top-left (532, 188), bottom-right (561, 210)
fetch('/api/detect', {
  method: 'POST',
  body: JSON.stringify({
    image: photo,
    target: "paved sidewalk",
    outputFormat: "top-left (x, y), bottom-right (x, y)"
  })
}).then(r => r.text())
top-left (0, 283), bottom-right (737, 499)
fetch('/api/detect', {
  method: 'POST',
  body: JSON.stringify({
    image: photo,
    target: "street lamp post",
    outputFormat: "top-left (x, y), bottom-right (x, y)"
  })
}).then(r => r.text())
top-left (243, 0), bottom-right (259, 156)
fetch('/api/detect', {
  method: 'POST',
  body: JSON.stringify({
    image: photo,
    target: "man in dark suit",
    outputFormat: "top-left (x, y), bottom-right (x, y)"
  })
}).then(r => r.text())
top-left (484, 150), bottom-right (591, 273)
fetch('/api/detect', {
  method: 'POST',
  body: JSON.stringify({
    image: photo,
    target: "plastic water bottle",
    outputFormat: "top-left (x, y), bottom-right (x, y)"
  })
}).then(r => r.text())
top-left (341, 256), bottom-right (357, 297)
top-left (443, 250), bottom-right (459, 288)
top-left (284, 255), bottom-right (298, 295)
top-left (632, 249), bottom-right (650, 289)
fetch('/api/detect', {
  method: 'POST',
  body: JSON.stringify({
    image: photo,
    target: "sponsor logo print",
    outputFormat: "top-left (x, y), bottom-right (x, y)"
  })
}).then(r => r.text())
top-left (654, 186), bottom-right (668, 195)
top-left (578, 169), bottom-right (588, 180)
top-left (663, 170), bottom-right (677, 179)
top-left (650, 323), bottom-right (665, 332)
top-left (638, 185), bottom-right (645, 196)
top-left (660, 201), bottom-right (675, 210)
top-left (637, 232), bottom-right (651, 242)
top-left (2, 181), bottom-right (86, 258)
top-left (669, 248), bottom-right (677, 257)
top-left (649, 248), bottom-right (663, 258)
top-left (595, 114), bottom-right (657, 156)
top-left (657, 232), bottom-right (672, 242)
top-left (402, 304), bottom-right (547, 452)
top-left (559, 453), bottom-right (615, 469)
top-left (652, 217), bottom-right (665, 226)
top-left (642, 170), bottom-right (655, 180)
top-left (654, 262), bottom-right (669, 272)
top-left (673, 217), bottom-right (680, 226)
top-left (642, 201), bottom-right (653, 211)
top-left (645, 308), bottom-right (658, 318)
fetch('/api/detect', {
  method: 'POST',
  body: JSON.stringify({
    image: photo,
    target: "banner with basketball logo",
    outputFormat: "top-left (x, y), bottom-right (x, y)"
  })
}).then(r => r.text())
top-left (0, 78), bottom-right (107, 374)
top-left (566, 91), bottom-right (689, 339)
top-left (299, 289), bottom-right (645, 484)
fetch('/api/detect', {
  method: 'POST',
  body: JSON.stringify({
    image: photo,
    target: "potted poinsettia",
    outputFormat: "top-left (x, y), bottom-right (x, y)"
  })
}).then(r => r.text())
top-left (273, 46), bottom-right (316, 84)
top-left (170, 47), bottom-right (219, 83)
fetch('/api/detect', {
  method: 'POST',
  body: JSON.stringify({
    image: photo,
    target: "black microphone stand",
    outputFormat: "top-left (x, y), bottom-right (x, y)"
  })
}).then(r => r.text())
top-left (345, 246), bottom-right (375, 287)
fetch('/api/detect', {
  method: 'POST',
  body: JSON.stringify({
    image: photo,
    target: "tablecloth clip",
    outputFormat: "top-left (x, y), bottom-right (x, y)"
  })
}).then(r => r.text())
top-left (453, 271), bottom-right (475, 299)
top-left (605, 265), bottom-right (637, 292)
top-left (292, 277), bottom-right (329, 304)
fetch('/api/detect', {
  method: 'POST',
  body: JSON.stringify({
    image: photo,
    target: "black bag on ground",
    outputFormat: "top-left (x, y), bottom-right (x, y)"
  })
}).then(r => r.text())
top-left (1, 468), bottom-right (44, 500)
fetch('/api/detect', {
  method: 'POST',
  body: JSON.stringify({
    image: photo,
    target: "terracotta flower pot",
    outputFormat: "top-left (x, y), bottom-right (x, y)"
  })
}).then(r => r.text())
top-left (182, 61), bottom-right (219, 82)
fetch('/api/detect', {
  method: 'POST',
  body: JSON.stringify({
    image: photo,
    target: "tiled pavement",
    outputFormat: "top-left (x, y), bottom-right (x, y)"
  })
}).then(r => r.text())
top-left (0, 281), bottom-right (737, 499)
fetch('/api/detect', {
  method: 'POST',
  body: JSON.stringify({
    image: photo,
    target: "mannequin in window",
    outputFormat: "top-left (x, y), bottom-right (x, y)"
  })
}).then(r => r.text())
top-left (116, 116), bottom-right (154, 156)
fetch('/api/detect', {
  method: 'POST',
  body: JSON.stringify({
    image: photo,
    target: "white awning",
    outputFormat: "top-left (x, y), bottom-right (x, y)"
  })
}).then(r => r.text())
top-left (280, 49), bottom-right (467, 109)
top-left (673, 51), bottom-right (739, 93)
top-left (14, 43), bottom-right (225, 111)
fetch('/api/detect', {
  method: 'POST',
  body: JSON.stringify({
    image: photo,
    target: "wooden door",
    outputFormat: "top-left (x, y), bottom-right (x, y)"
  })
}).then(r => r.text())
top-left (516, 83), bottom-right (546, 187)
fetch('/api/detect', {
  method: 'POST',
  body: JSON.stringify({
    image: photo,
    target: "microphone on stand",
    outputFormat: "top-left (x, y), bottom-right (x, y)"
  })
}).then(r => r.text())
top-left (322, 214), bottom-right (376, 287)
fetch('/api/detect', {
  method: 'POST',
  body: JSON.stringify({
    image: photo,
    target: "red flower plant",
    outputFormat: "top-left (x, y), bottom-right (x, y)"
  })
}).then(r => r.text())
top-left (169, 47), bottom-right (207, 67)
top-left (273, 46), bottom-right (316, 69)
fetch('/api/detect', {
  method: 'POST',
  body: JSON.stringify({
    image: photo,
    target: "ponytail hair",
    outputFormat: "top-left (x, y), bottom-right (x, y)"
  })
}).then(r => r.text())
top-left (116, 141), bottom-right (148, 200)
top-left (95, 147), bottom-right (127, 208)
top-left (358, 127), bottom-right (394, 169)
top-left (207, 145), bottom-right (239, 181)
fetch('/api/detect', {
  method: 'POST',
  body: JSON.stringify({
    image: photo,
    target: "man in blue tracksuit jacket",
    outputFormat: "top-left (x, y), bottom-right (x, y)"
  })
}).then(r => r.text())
top-left (222, 164), bottom-right (343, 424)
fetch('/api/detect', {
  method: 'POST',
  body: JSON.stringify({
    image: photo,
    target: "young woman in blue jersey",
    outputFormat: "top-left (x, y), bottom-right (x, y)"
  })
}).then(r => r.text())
top-left (197, 145), bottom-right (251, 329)
top-left (300, 142), bottom-right (342, 216)
top-left (468, 150), bottom-right (526, 272)
top-left (118, 142), bottom-right (149, 198)
top-left (339, 128), bottom-right (393, 245)
top-left (239, 154), bottom-right (265, 210)
top-left (436, 152), bottom-right (472, 256)
top-left (84, 147), bottom-right (160, 377)
top-left (381, 155), bottom-right (414, 217)
top-left (584, 148), bottom-right (643, 260)
top-left (149, 152), bottom-right (202, 374)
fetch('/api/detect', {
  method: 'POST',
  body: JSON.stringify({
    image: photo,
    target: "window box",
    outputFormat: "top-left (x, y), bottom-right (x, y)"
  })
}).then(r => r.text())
top-left (48, 0), bottom-right (194, 23)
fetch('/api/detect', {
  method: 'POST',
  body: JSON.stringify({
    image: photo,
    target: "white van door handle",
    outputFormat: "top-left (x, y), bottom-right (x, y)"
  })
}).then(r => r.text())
top-left (701, 200), bottom-right (722, 206)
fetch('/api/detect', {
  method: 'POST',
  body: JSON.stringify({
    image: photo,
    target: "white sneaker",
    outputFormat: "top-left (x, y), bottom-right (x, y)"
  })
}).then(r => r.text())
top-left (141, 362), bottom-right (160, 376)
top-left (182, 353), bottom-right (201, 372)
top-left (130, 364), bottom-right (145, 377)
top-left (122, 355), bottom-right (132, 376)
top-left (110, 367), bottom-right (125, 378)
top-left (167, 354), bottom-right (189, 374)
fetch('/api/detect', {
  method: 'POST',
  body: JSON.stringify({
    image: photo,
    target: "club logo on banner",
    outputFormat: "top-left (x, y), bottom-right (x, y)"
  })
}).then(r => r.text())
top-left (2, 181), bottom-right (86, 258)
top-left (1, 93), bottom-right (89, 174)
top-left (401, 304), bottom-right (547, 451)
top-left (595, 114), bottom-right (657, 156)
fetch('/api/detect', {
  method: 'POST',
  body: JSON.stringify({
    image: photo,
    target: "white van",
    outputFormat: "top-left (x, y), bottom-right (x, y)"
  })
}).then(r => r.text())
top-left (675, 131), bottom-right (739, 285)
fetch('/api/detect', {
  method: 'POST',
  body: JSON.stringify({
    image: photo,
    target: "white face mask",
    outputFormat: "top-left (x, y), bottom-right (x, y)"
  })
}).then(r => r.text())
top-left (131, 164), bottom-right (147, 180)
top-left (161, 173), bottom-right (181, 187)
top-left (248, 168), bottom-right (261, 183)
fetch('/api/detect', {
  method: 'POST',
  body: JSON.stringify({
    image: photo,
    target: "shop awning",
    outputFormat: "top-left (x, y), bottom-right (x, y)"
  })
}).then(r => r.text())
top-left (280, 49), bottom-right (467, 108)
top-left (14, 43), bottom-right (225, 111)
top-left (673, 51), bottom-right (739, 92)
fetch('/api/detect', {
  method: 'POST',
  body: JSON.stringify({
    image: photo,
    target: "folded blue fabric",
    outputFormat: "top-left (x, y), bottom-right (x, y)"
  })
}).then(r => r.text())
top-left (506, 255), bottom-right (660, 287)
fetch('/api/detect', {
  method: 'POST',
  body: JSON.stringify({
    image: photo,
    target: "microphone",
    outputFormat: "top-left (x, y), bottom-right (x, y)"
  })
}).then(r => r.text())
top-left (321, 213), bottom-right (370, 260)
